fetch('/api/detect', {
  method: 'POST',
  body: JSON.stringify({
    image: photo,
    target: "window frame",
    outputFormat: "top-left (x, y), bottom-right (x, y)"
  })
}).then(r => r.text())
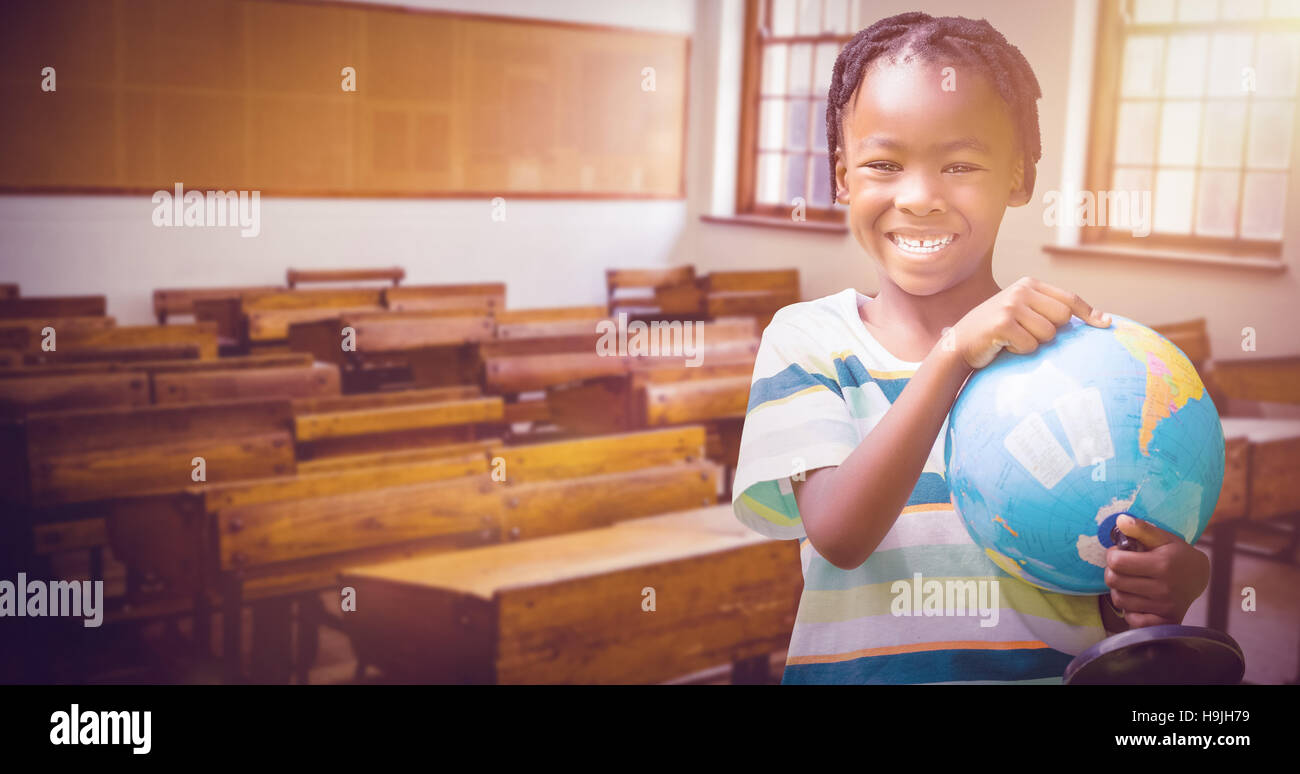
top-left (1084, 0), bottom-right (1299, 259)
top-left (735, 0), bottom-right (853, 224)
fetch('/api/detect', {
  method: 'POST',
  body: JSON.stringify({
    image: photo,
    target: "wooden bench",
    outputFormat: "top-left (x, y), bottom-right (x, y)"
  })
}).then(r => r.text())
top-left (0, 295), bottom-right (106, 319)
top-left (0, 316), bottom-right (116, 351)
top-left (104, 449), bottom-right (491, 663)
top-left (339, 503), bottom-right (801, 683)
top-left (287, 310), bottom-right (495, 391)
top-left (22, 398), bottom-right (296, 508)
top-left (607, 266), bottom-right (700, 319)
top-left (287, 267), bottom-right (404, 288)
top-left (153, 286), bottom-right (282, 325)
top-left (241, 288), bottom-right (387, 345)
top-left (0, 352), bottom-right (313, 380)
top-left (11, 399), bottom-right (298, 637)
top-left (19, 323), bottom-right (220, 362)
top-left (152, 362), bottom-right (342, 405)
top-left (212, 425), bottom-right (716, 682)
top-left (384, 283), bottom-right (505, 315)
top-left (292, 386), bottom-right (505, 461)
top-left (703, 269), bottom-right (799, 330)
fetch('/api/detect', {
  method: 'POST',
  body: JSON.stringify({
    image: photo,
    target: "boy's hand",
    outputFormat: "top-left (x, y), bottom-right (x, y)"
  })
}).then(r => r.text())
top-left (948, 276), bottom-right (1111, 369)
top-left (1104, 514), bottom-right (1210, 629)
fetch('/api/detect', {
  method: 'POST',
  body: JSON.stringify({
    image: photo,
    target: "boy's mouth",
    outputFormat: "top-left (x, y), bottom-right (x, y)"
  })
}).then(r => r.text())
top-left (886, 232), bottom-right (958, 255)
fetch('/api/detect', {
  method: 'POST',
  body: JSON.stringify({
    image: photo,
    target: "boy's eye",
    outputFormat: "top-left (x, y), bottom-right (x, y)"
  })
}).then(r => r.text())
top-left (863, 161), bottom-right (900, 172)
top-left (946, 164), bottom-right (980, 174)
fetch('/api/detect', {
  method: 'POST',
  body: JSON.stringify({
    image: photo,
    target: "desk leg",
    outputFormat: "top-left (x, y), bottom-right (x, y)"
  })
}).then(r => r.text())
top-left (1207, 522), bottom-right (1238, 633)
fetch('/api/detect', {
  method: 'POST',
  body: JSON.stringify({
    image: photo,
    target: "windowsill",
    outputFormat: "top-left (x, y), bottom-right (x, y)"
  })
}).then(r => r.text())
top-left (700, 213), bottom-right (849, 234)
top-left (1043, 243), bottom-right (1288, 272)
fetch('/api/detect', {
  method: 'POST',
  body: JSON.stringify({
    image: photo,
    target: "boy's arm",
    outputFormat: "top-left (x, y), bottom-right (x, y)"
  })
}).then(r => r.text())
top-left (791, 342), bottom-right (972, 570)
top-left (791, 277), bottom-right (1110, 570)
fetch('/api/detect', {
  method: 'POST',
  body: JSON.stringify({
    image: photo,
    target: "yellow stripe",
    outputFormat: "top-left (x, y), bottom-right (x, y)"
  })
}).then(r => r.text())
top-left (738, 492), bottom-right (799, 526)
top-left (749, 383), bottom-right (828, 412)
top-left (867, 368), bottom-right (917, 380)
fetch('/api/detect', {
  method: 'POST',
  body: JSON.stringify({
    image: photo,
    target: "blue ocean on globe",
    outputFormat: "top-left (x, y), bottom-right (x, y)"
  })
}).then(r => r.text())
top-left (943, 314), bottom-right (1226, 595)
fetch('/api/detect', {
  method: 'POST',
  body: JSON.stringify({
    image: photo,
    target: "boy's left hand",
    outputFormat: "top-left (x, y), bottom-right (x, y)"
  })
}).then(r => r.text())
top-left (1104, 514), bottom-right (1211, 629)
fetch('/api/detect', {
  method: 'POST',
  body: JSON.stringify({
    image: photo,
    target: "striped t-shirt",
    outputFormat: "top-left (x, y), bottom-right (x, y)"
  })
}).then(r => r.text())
top-left (732, 288), bottom-right (1108, 684)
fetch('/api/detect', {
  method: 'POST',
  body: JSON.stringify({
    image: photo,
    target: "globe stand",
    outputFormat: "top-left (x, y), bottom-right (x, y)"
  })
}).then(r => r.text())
top-left (1063, 519), bottom-right (1245, 685)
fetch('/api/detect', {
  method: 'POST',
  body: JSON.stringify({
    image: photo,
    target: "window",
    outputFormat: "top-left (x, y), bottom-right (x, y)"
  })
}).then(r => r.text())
top-left (736, 0), bottom-right (860, 223)
top-left (1086, 0), bottom-right (1300, 259)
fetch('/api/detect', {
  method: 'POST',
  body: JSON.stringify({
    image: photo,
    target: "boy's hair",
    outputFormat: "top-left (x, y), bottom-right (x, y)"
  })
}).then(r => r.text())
top-left (826, 12), bottom-right (1044, 198)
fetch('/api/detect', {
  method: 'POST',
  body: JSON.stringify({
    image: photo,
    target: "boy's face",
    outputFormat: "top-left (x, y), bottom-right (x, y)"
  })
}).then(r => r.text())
top-left (834, 56), bottom-right (1030, 297)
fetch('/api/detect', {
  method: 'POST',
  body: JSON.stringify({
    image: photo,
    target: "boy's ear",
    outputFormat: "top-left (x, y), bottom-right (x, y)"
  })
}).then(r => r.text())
top-left (834, 150), bottom-right (850, 204)
top-left (1007, 155), bottom-right (1031, 207)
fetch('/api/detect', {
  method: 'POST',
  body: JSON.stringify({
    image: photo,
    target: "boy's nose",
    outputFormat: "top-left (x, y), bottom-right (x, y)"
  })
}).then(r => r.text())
top-left (893, 173), bottom-right (946, 217)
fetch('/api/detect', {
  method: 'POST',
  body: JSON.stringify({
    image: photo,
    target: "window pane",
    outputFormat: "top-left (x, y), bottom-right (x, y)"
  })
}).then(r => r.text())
top-left (1133, 0), bottom-right (1176, 23)
top-left (1153, 169), bottom-right (1195, 233)
top-left (1111, 168), bottom-right (1154, 233)
top-left (1267, 0), bottom-right (1300, 18)
top-left (1195, 170), bottom-right (1240, 236)
top-left (1246, 100), bottom-right (1295, 169)
top-left (1122, 36), bottom-right (1165, 97)
top-left (1256, 33), bottom-right (1300, 97)
top-left (1158, 101), bottom-right (1202, 166)
top-left (787, 99), bottom-right (810, 150)
top-left (757, 153), bottom-right (784, 204)
top-left (1223, 0), bottom-right (1266, 19)
top-left (1200, 101), bottom-right (1247, 167)
top-left (1177, 0), bottom-right (1218, 21)
top-left (786, 154), bottom-right (808, 205)
top-left (813, 98), bottom-right (828, 151)
top-left (1165, 35), bottom-right (1209, 98)
top-left (797, 0), bottom-right (821, 34)
top-left (760, 99), bottom-right (785, 151)
top-left (1240, 172), bottom-right (1287, 239)
top-left (823, 0), bottom-right (848, 33)
top-left (1207, 34), bottom-right (1254, 97)
top-left (789, 44), bottom-right (812, 96)
top-left (815, 43), bottom-right (838, 95)
top-left (1115, 101), bottom-right (1160, 164)
top-left (762, 44), bottom-right (788, 95)
top-left (812, 152), bottom-right (832, 206)
top-left (771, 0), bottom-right (797, 35)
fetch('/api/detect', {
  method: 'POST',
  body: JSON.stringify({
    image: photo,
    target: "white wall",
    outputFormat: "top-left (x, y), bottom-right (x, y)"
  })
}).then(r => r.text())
top-left (0, 0), bottom-right (695, 324)
top-left (682, 0), bottom-right (1300, 360)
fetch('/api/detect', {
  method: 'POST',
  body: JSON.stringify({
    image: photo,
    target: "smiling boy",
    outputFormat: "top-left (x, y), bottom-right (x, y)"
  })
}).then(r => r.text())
top-left (731, 12), bottom-right (1209, 684)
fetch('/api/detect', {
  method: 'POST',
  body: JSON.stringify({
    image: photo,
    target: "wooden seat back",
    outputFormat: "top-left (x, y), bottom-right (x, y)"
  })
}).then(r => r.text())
top-left (384, 283), bottom-right (506, 315)
top-left (23, 398), bottom-right (295, 506)
top-left (153, 286), bottom-right (282, 324)
top-left (287, 267), bottom-right (404, 288)
top-left (152, 362), bottom-right (342, 405)
top-left (0, 295), bottom-right (106, 319)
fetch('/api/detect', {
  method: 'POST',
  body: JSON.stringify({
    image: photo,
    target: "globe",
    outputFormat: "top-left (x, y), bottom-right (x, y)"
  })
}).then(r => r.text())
top-left (943, 314), bottom-right (1225, 595)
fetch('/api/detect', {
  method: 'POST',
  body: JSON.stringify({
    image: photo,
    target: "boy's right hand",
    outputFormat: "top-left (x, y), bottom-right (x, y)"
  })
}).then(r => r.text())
top-left (948, 276), bottom-right (1111, 370)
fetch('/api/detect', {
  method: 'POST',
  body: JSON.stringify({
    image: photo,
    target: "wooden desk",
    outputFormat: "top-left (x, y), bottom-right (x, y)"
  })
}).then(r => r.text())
top-left (1207, 418), bottom-right (1300, 633)
top-left (339, 504), bottom-right (802, 684)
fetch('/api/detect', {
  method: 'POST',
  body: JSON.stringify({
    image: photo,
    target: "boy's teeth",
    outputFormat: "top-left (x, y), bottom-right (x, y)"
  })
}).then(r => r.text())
top-left (891, 233), bottom-right (954, 252)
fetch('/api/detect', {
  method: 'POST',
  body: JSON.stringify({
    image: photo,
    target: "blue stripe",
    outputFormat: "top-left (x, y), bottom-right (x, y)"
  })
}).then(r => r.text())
top-left (780, 647), bottom-right (1073, 685)
top-left (907, 472), bottom-right (950, 507)
top-left (747, 362), bottom-right (842, 411)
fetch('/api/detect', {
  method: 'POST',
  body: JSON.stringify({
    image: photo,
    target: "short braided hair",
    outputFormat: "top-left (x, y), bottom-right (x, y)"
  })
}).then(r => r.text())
top-left (825, 12), bottom-right (1043, 198)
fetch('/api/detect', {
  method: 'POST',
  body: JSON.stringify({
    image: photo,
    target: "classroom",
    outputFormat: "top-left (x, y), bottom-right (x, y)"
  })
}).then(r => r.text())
top-left (0, 0), bottom-right (1298, 688)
